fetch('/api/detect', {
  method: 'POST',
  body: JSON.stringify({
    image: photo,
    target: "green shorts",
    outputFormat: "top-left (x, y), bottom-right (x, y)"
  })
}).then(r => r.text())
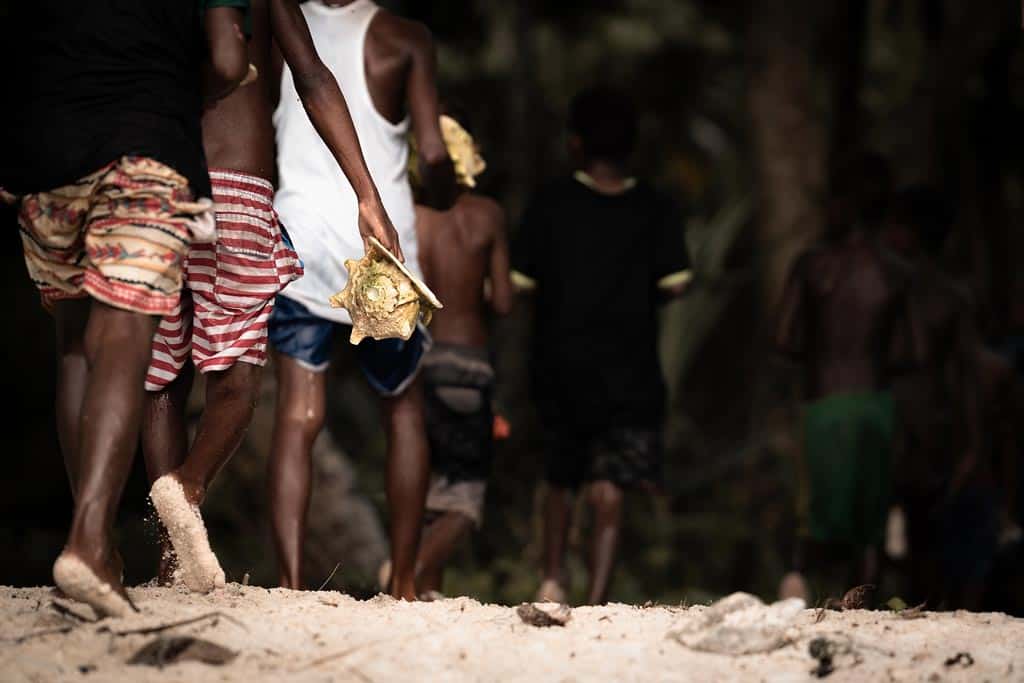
top-left (803, 391), bottom-right (894, 546)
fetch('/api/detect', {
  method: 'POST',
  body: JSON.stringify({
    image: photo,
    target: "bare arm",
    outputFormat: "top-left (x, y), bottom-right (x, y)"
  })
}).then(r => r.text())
top-left (488, 208), bottom-right (513, 316)
top-left (269, 0), bottom-right (403, 259)
top-left (404, 22), bottom-right (456, 210)
top-left (203, 8), bottom-right (249, 104)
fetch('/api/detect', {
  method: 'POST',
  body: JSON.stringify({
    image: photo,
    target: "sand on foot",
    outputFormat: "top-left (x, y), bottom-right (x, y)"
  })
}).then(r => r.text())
top-left (51, 554), bottom-right (134, 619)
top-left (149, 475), bottom-right (225, 594)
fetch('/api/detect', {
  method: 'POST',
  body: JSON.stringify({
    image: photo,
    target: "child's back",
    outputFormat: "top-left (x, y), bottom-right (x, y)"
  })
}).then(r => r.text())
top-left (415, 193), bottom-right (511, 347)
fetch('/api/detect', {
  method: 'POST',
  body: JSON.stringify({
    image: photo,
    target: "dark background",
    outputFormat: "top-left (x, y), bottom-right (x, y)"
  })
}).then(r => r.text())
top-left (1, 0), bottom-right (1021, 610)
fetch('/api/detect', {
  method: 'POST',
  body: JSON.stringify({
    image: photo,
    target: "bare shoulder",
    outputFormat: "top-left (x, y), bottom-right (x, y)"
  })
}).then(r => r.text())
top-left (414, 203), bottom-right (444, 235)
top-left (415, 203), bottom-right (443, 221)
top-left (460, 195), bottom-right (506, 233)
top-left (370, 10), bottom-right (433, 54)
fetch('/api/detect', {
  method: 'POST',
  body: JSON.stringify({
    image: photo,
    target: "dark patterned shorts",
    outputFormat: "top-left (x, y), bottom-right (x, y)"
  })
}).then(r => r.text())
top-left (423, 343), bottom-right (495, 484)
top-left (546, 424), bottom-right (662, 490)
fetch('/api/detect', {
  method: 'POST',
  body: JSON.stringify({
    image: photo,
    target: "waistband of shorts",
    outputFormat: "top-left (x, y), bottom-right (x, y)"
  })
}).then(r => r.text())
top-left (427, 342), bottom-right (491, 363)
top-left (208, 169), bottom-right (275, 200)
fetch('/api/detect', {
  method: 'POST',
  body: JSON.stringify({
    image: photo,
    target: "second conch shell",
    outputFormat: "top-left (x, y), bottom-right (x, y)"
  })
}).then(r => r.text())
top-left (328, 236), bottom-right (442, 345)
top-left (408, 115), bottom-right (487, 189)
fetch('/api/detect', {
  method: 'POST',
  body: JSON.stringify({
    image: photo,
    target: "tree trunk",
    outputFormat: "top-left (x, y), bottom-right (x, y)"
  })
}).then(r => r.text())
top-left (828, 0), bottom-right (869, 181)
top-left (748, 1), bottom-right (828, 309)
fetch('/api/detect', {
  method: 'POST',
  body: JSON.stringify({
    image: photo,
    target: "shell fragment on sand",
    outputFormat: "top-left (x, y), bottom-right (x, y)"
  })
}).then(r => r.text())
top-left (129, 636), bottom-right (238, 668)
top-left (668, 592), bottom-right (805, 655)
top-left (328, 236), bottom-right (442, 344)
top-left (517, 602), bottom-right (572, 627)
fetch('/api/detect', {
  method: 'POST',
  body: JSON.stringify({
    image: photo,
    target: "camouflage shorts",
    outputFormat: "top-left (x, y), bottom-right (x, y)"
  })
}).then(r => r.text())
top-left (546, 424), bottom-right (662, 491)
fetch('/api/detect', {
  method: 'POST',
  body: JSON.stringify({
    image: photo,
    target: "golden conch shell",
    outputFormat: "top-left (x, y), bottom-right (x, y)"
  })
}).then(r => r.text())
top-left (408, 115), bottom-right (487, 189)
top-left (440, 115), bottom-right (486, 188)
top-left (328, 236), bottom-right (442, 345)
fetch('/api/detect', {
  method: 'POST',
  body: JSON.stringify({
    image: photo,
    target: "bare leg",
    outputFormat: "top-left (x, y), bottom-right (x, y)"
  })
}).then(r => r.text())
top-left (586, 479), bottom-right (624, 605)
top-left (55, 298), bottom-right (91, 496)
top-left (268, 355), bottom-right (326, 589)
top-left (384, 380), bottom-right (430, 601)
top-left (141, 365), bottom-right (194, 584)
top-left (858, 545), bottom-right (881, 588)
top-left (541, 485), bottom-right (574, 592)
top-left (416, 511), bottom-right (474, 594)
top-left (174, 362), bottom-right (262, 501)
top-left (142, 366), bottom-right (194, 481)
top-left (59, 301), bottom-right (158, 612)
top-left (778, 538), bottom-right (811, 601)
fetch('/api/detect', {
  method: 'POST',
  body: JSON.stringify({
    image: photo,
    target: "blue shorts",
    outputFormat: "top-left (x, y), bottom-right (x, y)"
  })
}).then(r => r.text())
top-left (268, 295), bottom-right (429, 397)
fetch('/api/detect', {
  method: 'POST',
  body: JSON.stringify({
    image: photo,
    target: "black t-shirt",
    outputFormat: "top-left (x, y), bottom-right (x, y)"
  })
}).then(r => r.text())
top-left (513, 176), bottom-right (689, 429)
top-left (0, 1), bottom-right (210, 198)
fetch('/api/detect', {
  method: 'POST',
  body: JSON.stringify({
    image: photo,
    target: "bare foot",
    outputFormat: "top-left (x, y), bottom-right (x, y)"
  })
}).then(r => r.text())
top-left (778, 571), bottom-right (810, 602)
top-left (377, 559), bottom-right (391, 593)
top-left (384, 562), bottom-right (417, 601)
top-left (535, 578), bottom-right (567, 604)
top-left (419, 590), bottom-right (445, 602)
top-left (149, 474), bottom-right (225, 593)
top-left (53, 553), bottom-right (136, 619)
top-left (51, 549), bottom-right (124, 599)
top-left (391, 581), bottom-right (417, 601)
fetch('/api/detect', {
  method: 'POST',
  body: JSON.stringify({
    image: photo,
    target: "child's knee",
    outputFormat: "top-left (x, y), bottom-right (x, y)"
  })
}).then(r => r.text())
top-left (83, 305), bottom-right (156, 365)
top-left (208, 363), bottom-right (261, 406)
top-left (279, 397), bottom-right (326, 439)
top-left (588, 480), bottom-right (624, 512)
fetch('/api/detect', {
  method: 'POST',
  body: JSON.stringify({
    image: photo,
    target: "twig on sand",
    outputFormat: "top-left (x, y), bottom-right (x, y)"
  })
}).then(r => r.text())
top-left (345, 665), bottom-right (374, 683)
top-left (301, 637), bottom-right (392, 670)
top-left (899, 602), bottom-right (927, 620)
top-left (318, 563), bottom-right (342, 591)
top-left (50, 600), bottom-right (97, 624)
top-left (3, 601), bottom-right (98, 644)
top-left (299, 629), bottom-right (437, 672)
top-left (99, 612), bottom-right (248, 637)
top-left (5, 625), bottom-right (75, 644)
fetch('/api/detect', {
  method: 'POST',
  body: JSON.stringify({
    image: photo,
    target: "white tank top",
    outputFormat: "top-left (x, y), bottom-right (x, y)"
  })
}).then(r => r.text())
top-left (273, 0), bottom-right (419, 324)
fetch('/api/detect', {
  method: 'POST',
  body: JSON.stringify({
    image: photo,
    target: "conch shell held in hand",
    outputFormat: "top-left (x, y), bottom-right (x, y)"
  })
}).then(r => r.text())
top-left (329, 236), bottom-right (442, 344)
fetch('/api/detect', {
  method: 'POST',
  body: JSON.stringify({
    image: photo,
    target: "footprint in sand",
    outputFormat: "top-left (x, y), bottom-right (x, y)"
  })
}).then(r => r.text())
top-left (149, 475), bottom-right (226, 594)
top-left (52, 554), bottom-right (135, 619)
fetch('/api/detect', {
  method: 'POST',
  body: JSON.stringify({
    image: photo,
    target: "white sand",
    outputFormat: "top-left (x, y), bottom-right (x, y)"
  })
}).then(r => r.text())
top-left (149, 476), bottom-right (225, 594)
top-left (51, 555), bottom-right (134, 620)
top-left (1, 585), bottom-right (1022, 682)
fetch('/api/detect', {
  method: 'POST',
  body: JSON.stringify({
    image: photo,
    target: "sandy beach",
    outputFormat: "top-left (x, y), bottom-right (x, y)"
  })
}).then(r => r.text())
top-left (1, 585), bottom-right (1021, 682)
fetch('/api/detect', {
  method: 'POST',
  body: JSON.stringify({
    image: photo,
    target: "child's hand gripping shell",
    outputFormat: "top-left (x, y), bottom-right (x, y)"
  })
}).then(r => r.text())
top-left (329, 236), bottom-right (442, 344)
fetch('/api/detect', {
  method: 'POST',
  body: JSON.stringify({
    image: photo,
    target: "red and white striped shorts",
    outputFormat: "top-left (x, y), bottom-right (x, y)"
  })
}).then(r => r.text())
top-left (145, 170), bottom-right (303, 391)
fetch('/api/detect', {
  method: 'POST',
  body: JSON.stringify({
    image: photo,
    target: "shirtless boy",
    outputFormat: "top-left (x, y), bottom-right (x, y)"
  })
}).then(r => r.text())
top-left (267, 0), bottom-right (454, 600)
top-left (140, 0), bottom-right (403, 593)
top-left (408, 115), bottom-right (512, 596)
top-left (775, 156), bottom-right (914, 602)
